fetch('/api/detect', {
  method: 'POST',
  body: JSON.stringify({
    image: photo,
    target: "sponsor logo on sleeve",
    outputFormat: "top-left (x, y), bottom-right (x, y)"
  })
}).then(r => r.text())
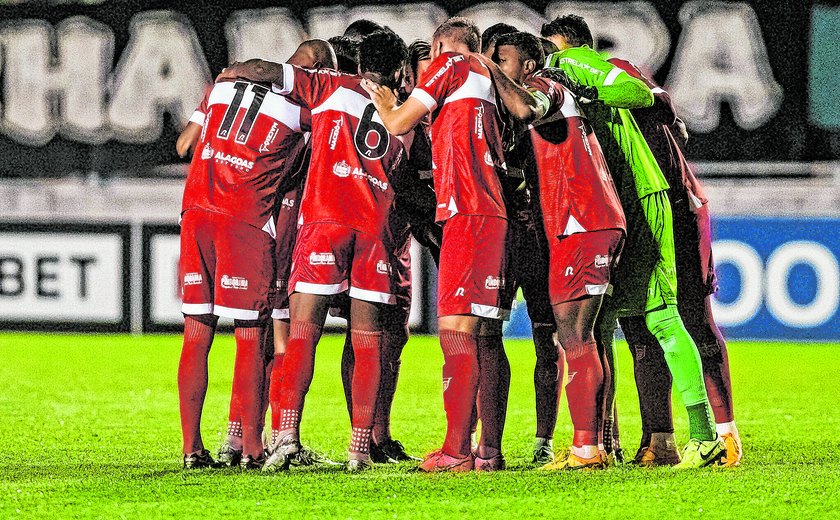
top-left (220, 275), bottom-right (249, 290)
top-left (309, 252), bottom-right (336, 265)
top-left (183, 272), bottom-right (203, 285)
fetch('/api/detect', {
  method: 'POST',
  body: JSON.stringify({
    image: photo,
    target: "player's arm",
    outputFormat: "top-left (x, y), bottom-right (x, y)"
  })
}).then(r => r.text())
top-left (545, 52), bottom-right (653, 109)
top-left (216, 59), bottom-right (285, 87)
top-left (473, 53), bottom-right (548, 124)
top-left (361, 80), bottom-right (427, 136)
top-left (609, 57), bottom-right (676, 125)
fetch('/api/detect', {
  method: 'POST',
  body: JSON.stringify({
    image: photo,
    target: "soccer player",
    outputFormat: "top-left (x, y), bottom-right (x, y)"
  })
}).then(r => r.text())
top-left (217, 30), bottom-right (411, 472)
top-left (364, 17), bottom-right (510, 472)
top-left (481, 22), bottom-right (519, 58)
top-left (606, 57), bottom-right (742, 466)
top-left (177, 39), bottom-right (334, 469)
top-left (542, 14), bottom-right (726, 467)
top-left (479, 31), bottom-right (626, 469)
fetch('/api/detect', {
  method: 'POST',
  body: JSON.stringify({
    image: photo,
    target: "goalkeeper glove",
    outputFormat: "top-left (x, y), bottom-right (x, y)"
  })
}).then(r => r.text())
top-left (540, 68), bottom-right (599, 104)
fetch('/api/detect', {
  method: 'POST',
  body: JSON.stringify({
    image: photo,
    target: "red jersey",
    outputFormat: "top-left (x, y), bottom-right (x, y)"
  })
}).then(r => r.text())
top-left (274, 65), bottom-right (408, 239)
top-left (409, 52), bottom-right (507, 222)
top-left (608, 57), bottom-right (708, 208)
top-left (523, 73), bottom-right (625, 238)
top-left (182, 81), bottom-right (310, 236)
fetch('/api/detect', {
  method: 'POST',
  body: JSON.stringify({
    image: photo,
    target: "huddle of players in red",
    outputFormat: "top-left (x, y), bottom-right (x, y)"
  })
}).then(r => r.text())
top-left (175, 15), bottom-right (738, 472)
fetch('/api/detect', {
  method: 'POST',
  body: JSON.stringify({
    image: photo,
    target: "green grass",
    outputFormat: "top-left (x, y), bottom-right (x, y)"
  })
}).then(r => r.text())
top-left (0, 333), bottom-right (838, 519)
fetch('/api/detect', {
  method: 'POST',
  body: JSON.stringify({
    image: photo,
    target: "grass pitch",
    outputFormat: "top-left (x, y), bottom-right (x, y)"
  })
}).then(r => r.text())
top-left (0, 333), bottom-right (838, 519)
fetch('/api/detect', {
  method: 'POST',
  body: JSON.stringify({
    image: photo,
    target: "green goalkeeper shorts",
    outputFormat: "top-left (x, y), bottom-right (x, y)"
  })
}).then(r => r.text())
top-left (604, 190), bottom-right (678, 317)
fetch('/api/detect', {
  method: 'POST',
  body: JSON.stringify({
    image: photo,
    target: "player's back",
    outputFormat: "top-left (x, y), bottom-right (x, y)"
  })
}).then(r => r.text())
top-left (278, 66), bottom-right (406, 239)
top-left (183, 80), bottom-right (309, 235)
top-left (410, 52), bottom-right (507, 222)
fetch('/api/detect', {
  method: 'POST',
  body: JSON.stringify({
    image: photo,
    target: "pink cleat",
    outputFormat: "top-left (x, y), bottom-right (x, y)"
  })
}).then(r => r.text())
top-left (417, 450), bottom-right (474, 473)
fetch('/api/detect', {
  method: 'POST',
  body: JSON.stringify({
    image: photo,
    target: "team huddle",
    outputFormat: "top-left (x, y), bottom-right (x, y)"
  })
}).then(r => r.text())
top-left (175, 14), bottom-right (742, 473)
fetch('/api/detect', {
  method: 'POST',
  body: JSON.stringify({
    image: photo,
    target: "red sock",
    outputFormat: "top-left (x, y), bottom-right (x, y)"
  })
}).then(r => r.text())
top-left (564, 339), bottom-right (603, 447)
top-left (350, 330), bottom-right (382, 455)
top-left (373, 331), bottom-right (405, 444)
top-left (533, 326), bottom-right (559, 440)
top-left (275, 321), bottom-right (322, 439)
top-left (269, 352), bottom-right (286, 440)
top-left (178, 317), bottom-right (215, 454)
top-left (440, 330), bottom-right (480, 458)
top-left (231, 327), bottom-right (265, 458)
top-left (477, 334), bottom-right (509, 457)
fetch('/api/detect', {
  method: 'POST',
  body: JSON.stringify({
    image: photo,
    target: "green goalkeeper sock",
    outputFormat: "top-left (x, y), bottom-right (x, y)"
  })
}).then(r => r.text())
top-left (645, 305), bottom-right (716, 441)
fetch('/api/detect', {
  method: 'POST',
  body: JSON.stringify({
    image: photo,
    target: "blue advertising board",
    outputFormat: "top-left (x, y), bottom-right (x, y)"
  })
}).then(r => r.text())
top-left (504, 217), bottom-right (840, 341)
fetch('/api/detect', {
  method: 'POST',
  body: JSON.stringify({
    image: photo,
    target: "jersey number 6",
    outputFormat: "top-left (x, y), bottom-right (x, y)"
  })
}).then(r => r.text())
top-left (355, 104), bottom-right (390, 160)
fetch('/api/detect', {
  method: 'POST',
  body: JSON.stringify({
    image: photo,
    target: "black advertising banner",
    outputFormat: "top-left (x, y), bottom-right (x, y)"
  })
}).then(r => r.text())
top-left (0, 0), bottom-right (836, 179)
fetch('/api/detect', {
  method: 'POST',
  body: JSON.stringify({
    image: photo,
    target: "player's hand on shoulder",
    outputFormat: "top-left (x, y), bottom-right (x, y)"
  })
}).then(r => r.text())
top-left (361, 79), bottom-right (398, 110)
top-left (541, 67), bottom-right (599, 104)
top-left (215, 59), bottom-right (277, 84)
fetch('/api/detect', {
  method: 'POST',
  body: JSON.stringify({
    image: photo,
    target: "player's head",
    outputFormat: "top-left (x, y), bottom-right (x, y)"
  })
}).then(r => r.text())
top-left (328, 35), bottom-right (359, 74)
top-left (358, 30), bottom-right (408, 90)
top-left (493, 32), bottom-right (545, 82)
top-left (287, 39), bottom-right (337, 70)
top-left (480, 22), bottom-right (518, 57)
top-left (540, 14), bottom-right (593, 50)
top-left (432, 17), bottom-right (481, 58)
top-left (344, 19), bottom-right (386, 42)
top-left (404, 39), bottom-right (432, 95)
top-left (539, 37), bottom-right (559, 58)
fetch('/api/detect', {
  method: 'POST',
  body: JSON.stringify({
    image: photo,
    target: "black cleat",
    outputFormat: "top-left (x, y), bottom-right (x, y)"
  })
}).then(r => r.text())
top-left (183, 449), bottom-right (217, 469)
top-left (291, 446), bottom-right (342, 467)
top-left (376, 439), bottom-right (421, 462)
top-left (370, 442), bottom-right (398, 464)
top-left (217, 440), bottom-right (243, 467)
top-left (240, 454), bottom-right (266, 470)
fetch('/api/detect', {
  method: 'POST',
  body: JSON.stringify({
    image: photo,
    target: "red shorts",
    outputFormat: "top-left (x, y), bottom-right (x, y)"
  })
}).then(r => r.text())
top-left (271, 189), bottom-right (302, 320)
top-left (179, 209), bottom-right (274, 320)
top-left (548, 229), bottom-right (624, 305)
top-left (437, 214), bottom-right (508, 319)
top-left (289, 222), bottom-right (396, 305)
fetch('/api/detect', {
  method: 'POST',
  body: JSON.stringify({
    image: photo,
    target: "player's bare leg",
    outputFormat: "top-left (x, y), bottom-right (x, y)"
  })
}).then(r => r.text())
top-left (532, 323), bottom-right (562, 464)
top-left (475, 319), bottom-right (509, 471)
top-left (263, 292), bottom-right (329, 472)
top-left (544, 296), bottom-right (607, 470)
top-left (178, 314), bottom-right (218, 468)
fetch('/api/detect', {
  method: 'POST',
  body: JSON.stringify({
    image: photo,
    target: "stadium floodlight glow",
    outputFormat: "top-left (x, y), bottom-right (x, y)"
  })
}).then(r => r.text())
top-left (765, 241), bottom-right (840, 328)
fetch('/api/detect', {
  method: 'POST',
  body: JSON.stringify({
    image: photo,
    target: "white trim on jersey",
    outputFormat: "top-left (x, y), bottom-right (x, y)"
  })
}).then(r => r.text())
top-left (410, 88), bottom-right (438, 112)
top-left (585, 283), bottom-right (610, 296)
top-left (271, 308), bottom-right (290, 320)
top-left (189, 110), bottom-right (205, 125)
top-left (271, 63), bottom-right (295, 96)
top-left (603, 66), bottom-right (624, 86)
top-left (213, 305), bottom-right (260, 320)
top-left (295, 280), bottom-right (350, 295)
top-left (209, 78), bottom-right (302, 132)
top-left (558, 87), bottom-right (583, 119)
top-left (443, 71), bottom-right (496, 106)
top-left (182, 303), bottom-right (213, 315)
top-left (310, 86), bottom-right (381, 124)
top-left (470, 303), bottom-right (509, 320)
top-left (348, 286), bottom-right (397, 305)
top-left (562, 215), bottom-right (588, 235)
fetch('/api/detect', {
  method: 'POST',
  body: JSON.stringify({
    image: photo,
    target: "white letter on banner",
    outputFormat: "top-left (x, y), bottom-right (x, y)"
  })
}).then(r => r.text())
top-left (307, 4), bottom-right (448, 45)
top-left (226, 9), bottom-right (307, 63)
top-left (710, 240), bottom-right (764, 327)
top-left (765, 241), bottom-right (840, 328)
top-left (458, 2), bottom-right (545, 37)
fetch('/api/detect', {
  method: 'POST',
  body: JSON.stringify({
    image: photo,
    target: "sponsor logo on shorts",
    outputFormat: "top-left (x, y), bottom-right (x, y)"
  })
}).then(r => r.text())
top-left (594, 255), bottom-right (609, 268)
top-left (281, 197), bottom-right (296, 209)
top-left (442, 377), bottom-right (452, 392)
top-left (566, 371), bottom-right (576, 385)
top-left (275, 280), bottom-right (287, 290)
top-left (333, 160), bottom-right (352, 178)
top-left (565, 267), bottom-right (574, 276)
top-left (329, 118), bottom-right (342, 150)
top-left (376, 260), bottom-right (392, 275)
top-left (309, 252), bottom-right (336, 265)
top-left (455, 287), bottom-right (465, 297)
top-left (484, 276), bottom-right (505, 290)
top-left (484, 150), bottom-right (493, 166)
top-left (220, 275), bottom-right (249, 290)
top-left (183, 272), bottom-right (203, 285)
top-left (213, 151), bottom-right (254, 170)
top-left (201, 143), bottom-right (213, 160)
top-left (259, 122), bottom-right (280, 153)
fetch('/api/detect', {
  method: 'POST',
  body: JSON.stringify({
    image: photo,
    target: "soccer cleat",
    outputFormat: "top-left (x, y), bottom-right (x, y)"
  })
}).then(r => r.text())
top-left (376, 439), bottom-right (421, 462)
top-left (346, 456), bottom-right (374, 473)
top-left (262, 435), bottom-right (301, 473)
top-left (474, 453), bottom-right (506, 472)
top-left (717, 433), bottom-right (742, 467)
top-left (239, 453), bottom-right (266, 470)
top-left (417, 450), bottom-right (474, 473)
top-left (634, 432), bottom-right (681, 467)
top-left (541, 449), bottom-right (605, 471)
top-left (183, 449), bottom-right (217, 469)
top-left (674, 438), bottom-right (726, 469)
top-left (613, 448), bottom-right (626, 465)
top-left (532, 438), bottom-right (555, 465)
top-left (369, 442), bottom-right (399, 464)
top-left (291, 446), bottom-right (342, 467)
top-left (216, 439), bottom-right (243, 467)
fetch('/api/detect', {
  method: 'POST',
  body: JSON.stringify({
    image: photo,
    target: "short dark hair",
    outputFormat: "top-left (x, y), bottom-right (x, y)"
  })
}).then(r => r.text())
top-left (540, 14), bottom-right (593, 48)
top-left (480, 22), bottom-right (518, 54)
top-left (433, 17), bottom-right (481, 53)
top-left (358, 31), bottom-right (408, 89)
top-left (344, 19), bottom-right (386, 42)
top-left (495, 32), bottom-right (545, 69)
top-left (539, 37), bottom-right (559, 57)
top-left (407, 39), bottom-right (431, 78)
top-left (328, 35), bottom-right (359, 74)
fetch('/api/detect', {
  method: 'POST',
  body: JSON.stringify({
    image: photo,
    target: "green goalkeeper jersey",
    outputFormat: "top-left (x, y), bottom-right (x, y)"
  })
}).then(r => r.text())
top-left (546, 45), bottom-right (669, 200)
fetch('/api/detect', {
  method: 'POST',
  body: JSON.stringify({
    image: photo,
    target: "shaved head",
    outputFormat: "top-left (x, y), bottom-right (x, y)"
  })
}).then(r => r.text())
top-left (432, 17), bottom-right (481, 54)
top-left (287, 39), bottom-right (337, 69)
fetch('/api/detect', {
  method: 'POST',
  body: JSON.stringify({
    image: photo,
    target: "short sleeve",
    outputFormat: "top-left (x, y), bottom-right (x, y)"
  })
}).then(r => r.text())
top-left (410, 53), bottom-right (465, 112)
top-left (271, 65), bottom-right (336, 110)
top-left (189, 85), bottom-right (213, 126)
